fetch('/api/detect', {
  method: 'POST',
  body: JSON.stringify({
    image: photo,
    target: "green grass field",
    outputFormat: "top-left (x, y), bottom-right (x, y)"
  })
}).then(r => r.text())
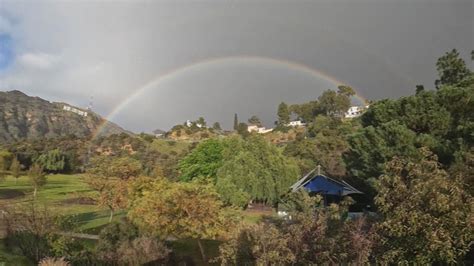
top-left (150, 138), bottom-right (191, 155)
top-left (0, 174), bottom-right (118, 233)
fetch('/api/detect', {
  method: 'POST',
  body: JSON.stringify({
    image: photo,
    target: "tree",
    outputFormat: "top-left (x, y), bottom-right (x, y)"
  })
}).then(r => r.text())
top-left (435, 49), bottom-right (472, 88)
top-left (374, 149), bottom-right (473, 264)
top-left (35, 149), bottom-right (67, 173)
top-left (96, 220), bottom-right (139, 262)
top-left (0, 150), bottom-right (13, 171)
top-left (0, 169), bottom-right (5, 183)
top-left (450, 148), bottom-right (474, 196)
top-left (3, 204), bottom-right (80, 264)
top-left (196, 117), bottom-right (207, 127)
top-left (217, 223), bottom-right (295, 265)
top-left (277, 102), bottom-right (290, 125)
top-left (280, 193), bottom-right (375, 265)
top-left (248, 115), bottom-right (262, 126)
top-left (117, 237), bottom-right (170, 265)
top-left (212, 122), bottom-right (222, 131)
top-left (218, 192), bottom-right (376, 265)
top-left (345, 121), bottom-right (420, 181)
top-left (233, 113), bottom-right (239, 131)
top-left (128, 178), bottom-right (236, 261)
top-left (290, 101), bottom-right (320, 122)
top-left (88, 156), bottom-right (142, 180)
top-left (178, 139), bottom-right (225, 182)
top-left (10, 157), bottom-right (21, 184)
top-left (216, 135), bottom-right (300, 208)
top-left (86, 176), bottom-right (128, 223)
top-left (318, 87), bottom-right (354, 118)
top-left (28, 164), bottom-right (47, 199)
top-left (236, 122), bottom-right (249, 137)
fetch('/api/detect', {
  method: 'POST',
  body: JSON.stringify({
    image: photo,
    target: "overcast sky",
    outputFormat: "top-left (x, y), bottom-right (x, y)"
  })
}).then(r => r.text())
top-left (0, 0), bottom-right (472, 132)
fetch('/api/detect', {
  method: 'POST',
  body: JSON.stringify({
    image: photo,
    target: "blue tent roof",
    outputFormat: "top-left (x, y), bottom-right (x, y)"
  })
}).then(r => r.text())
top-left (290, 169), bottom-right (362, 196)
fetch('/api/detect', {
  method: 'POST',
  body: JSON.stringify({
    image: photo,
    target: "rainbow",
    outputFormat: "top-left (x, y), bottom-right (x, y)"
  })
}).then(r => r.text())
top-left (91, 55), bottom-right (367, 139)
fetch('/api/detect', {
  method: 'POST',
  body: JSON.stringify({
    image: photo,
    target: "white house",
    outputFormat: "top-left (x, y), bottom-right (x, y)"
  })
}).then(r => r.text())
top-left (185, 120), bottom-right (203, 128)
top-left (287, 120), bottom-right (306, 127)
top-left (344, 105), bottom-right (369, 119)
top-left (247, 125), bottom-right (273, 134)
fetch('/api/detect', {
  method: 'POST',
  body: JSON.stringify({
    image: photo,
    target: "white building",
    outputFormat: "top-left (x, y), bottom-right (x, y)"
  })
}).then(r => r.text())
top-left (344, 105), bottom-right (369, 119)
top-left (63, 105), bottom-right (88, 117)
top-left (287, 120), bottom-right (306, 127)
top-left (185, 120), bottom-right (203, 128)
top-left (247, 125), bottom-right (273, 134)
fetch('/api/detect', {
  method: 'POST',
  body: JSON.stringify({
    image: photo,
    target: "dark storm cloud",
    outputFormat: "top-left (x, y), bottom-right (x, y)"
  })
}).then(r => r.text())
top-left (0, 0), bottom-right (472, 131)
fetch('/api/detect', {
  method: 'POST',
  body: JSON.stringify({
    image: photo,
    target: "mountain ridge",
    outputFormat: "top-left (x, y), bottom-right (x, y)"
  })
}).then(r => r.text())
top-left (0, 90), bottom-right (130, 142)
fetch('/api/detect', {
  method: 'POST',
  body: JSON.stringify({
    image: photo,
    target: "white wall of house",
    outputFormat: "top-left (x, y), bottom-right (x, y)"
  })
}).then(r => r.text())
top-left (344, 105), bottom-right (369, 118)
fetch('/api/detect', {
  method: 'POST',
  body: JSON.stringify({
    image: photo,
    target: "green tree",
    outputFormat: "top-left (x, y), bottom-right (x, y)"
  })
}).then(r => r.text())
top-left (218, 192), bottom-right (375, 265)
top-left (345, 121), bottom-right (420, 181)
top-left (178, 139), bottom-right (225, 182)
top-left (128, 178), bottom-right (237, 261)
top-left (435, 49), bottom-right (472, 88)
top-left (216, 135), bottom-right (299, 208)
top-left (248, 115), bottom-right (262, 126)
top-left (35, 149), bottom-right (67, 173)
top-left (88, 156), bottom-right (142, 180)
top-left (375, 149), bottom-right (473, 264)
top-left (290, 101), bottom-right (320, 122)
top-left (96, 220), bottom-right (139, 262)
top-left (196, 117), bottom-right (207, 127)
top-left (450, 147), bottom-right (474, 196)
top-left (212, 122), bottom-right (222, 131)
top-left (28, 164), bottom-right (47, 199)
top-left (318, 86), bottom-right (354, 118)
top-left (217, 223), bottom-right (295, 265)
top-left (277, 102), bottom-right (290, 125)
top-left (86, 176), bottom-right (128, 223)
top-left (10, 157), bottom-right (21, 184)
top-left (233, 113), bottom-right (239, 131)
top-left (236, 122), bottom-right (249, 137)
top-left (0, 150), bottom-right (13, 171)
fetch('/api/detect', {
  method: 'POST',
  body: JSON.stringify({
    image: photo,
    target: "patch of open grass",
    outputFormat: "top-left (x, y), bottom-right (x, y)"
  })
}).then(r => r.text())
top-left (150, 138), bottom-right (191, 155)
top-left (0, 174), bottom-right (109, 234)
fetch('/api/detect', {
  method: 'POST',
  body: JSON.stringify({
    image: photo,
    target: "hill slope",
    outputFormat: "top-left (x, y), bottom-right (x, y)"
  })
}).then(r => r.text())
top-left (0, 90), bottom-right (128, 142)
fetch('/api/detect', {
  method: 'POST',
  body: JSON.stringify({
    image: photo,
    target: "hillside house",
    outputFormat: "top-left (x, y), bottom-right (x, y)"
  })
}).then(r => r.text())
top-left (247, 125), bottom-right (273, 134)
top-left (344, 105), bottom-right (369, 119)
top-left (290, 167), bottom-right (362, 205)
top-left (287, 120), bottom-right (306, 127)
top-left (185, 120), bottom-right (204, 128)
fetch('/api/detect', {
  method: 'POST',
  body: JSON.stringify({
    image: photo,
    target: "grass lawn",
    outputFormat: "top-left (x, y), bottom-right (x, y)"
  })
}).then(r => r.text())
top-left (150, 138), bottom-right (191, 155)
top-left (0, 174), bottom-right (116, 233)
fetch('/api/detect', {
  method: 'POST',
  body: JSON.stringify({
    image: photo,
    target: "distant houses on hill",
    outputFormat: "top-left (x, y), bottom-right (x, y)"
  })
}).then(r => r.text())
top-left (185, 119), bottom-right (204, 128)
top-left (247, 119), bottom-right (307, 134)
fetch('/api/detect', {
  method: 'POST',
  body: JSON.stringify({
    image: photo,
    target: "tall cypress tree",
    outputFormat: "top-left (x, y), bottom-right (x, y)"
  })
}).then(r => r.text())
top-left (233, 113), bottom-right (239, 131)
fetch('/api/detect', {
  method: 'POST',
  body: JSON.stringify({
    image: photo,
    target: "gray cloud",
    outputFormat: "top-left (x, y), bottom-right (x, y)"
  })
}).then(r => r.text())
top-left (0, 0), bottom-right (472, 132)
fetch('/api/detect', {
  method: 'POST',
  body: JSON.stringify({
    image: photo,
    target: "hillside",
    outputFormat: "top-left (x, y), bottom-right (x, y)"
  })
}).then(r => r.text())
top-left (0, 90), bottom-right (128, 142)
